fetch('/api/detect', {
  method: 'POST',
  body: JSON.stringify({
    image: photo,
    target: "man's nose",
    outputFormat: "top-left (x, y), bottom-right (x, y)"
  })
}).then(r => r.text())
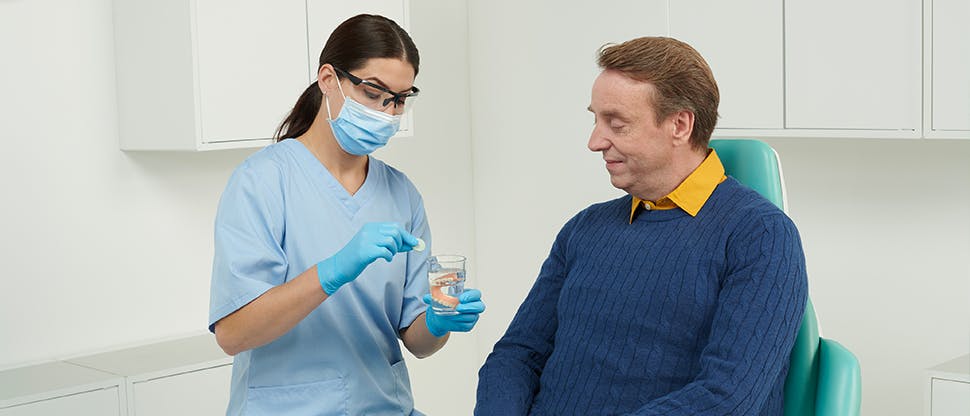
top-left (588, 127), bottom-right (609, 152)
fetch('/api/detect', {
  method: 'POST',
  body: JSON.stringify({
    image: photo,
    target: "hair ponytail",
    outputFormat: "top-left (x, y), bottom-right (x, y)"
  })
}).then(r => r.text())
top-left (275, 83), bottom-right (323, 141)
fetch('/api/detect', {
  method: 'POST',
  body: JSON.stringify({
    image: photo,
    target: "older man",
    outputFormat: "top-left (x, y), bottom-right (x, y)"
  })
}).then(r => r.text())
top-left (476, 37), bottom-right (808, 415)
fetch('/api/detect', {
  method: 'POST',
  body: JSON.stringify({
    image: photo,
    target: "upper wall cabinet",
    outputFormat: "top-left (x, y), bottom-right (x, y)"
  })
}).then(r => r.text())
top-left (670, 0), bottom-right (783, 130)
top-left (115, 1), bottom-right (410, 151)
top-left (785, 0), bottom-right (921, 136)
top-left (691, 0), bottom-right (961, 139)
top-left (115, 1), bottom-right (309, 150)
top-left (925, 0), bottom-right (970, 138)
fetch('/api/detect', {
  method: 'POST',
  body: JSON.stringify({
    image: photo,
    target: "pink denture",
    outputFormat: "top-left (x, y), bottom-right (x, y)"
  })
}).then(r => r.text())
top-left (430, 272), bottom-right (460, 308)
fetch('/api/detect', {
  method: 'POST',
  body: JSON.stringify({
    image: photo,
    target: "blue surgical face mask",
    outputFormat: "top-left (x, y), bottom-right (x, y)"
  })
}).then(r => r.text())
top-left (326, 81), bottom-right (401, 156)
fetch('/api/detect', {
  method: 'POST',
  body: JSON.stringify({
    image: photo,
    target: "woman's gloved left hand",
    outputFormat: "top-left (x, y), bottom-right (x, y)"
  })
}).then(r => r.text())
top-left (424, 289), bottom-right (485, 337)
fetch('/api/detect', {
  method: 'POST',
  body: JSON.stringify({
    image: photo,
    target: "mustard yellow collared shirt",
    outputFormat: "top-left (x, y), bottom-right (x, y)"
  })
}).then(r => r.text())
top-left (630, 149), bottom-right (728, 223)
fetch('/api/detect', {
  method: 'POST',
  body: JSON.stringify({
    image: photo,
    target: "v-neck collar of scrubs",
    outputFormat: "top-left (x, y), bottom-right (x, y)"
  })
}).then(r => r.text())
top-left (288, 139), bottom-right (380, 218)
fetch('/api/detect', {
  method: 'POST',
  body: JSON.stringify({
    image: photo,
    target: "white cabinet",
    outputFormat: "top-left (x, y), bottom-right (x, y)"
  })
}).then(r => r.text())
top-left (785, 0), bottom-right (921, 135)
top-left (925, 0), bottom-right (970, 137)
top-left (669, 0), bottom-right (783, 130)
top-left (0, 388), bottom-right (122, 416)
top-left (114, 0), bottom-right (309, 150)
top-left (65, 334), bottom-right (232, 416)
top-left (192, 0), bottom-right (310, 147)
top-left (129, 365), bottom-right (232, 416)
top-left (115, 0), bottom-right (411, 151)
top-left (926, 355), bottom-right (970, 416)
top-left (676, 0), bottom-right (931, 139)
top-left (0, 362), bottom-right (123, 416)
top-left (0, 335), bottom-right (230, 416)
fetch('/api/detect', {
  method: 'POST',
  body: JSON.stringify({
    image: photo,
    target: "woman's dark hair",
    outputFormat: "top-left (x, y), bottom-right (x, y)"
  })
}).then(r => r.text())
top-left (274, 14), bottom-right (420, 141)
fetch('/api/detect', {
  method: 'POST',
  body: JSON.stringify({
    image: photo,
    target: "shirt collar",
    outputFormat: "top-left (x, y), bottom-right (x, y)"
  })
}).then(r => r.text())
top-left (630, 148), bottom-right (727, 223)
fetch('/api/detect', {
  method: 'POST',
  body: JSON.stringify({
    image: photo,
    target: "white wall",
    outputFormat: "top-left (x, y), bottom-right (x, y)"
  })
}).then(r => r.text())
top-left (0, 0), bottom-right (479, 415)
top-left (466, 2), bottom-right (970, 416)
top-left (0, 0), bottom-right (231, 364)
top-left (387, 1), bottom-right (481, 414)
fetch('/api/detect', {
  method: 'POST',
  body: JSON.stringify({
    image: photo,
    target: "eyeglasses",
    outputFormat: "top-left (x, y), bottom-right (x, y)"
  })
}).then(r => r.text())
top-left (333, 66), bottom-right (419, 112)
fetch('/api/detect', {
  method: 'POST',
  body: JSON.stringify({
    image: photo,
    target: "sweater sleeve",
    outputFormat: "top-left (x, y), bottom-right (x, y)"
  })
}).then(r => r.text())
top-left (475, 219), bottom-right (575, 415)
top-left (629, 213), bottom-right (808, 416)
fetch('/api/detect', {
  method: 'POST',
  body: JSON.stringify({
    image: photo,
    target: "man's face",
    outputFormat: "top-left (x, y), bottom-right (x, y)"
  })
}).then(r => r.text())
top-left (587, 70), bottom-right (675, 200)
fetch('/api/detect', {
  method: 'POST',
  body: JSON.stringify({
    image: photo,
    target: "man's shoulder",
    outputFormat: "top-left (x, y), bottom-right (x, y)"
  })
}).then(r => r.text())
top-left (702, 178), bottom-right (798, 234)
top-left (710, 178), bottom-right (785, 215)
top-left (709, 178), bottom-right (801, 239)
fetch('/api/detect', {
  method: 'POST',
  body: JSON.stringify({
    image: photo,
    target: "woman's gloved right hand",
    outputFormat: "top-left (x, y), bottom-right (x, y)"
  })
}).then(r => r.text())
top-left (317, 222), bottom-right (419, 295)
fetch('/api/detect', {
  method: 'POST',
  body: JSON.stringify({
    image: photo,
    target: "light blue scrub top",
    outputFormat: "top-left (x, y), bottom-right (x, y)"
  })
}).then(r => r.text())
top-left (209, 139), bottom-right (430, 416)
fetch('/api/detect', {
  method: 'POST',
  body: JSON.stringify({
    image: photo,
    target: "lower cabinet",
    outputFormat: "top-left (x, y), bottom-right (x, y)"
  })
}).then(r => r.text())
top-left (926, 355), bottom-right (970, 416)
top-left (0, 334), bottom-right (232, 416)
top-left (0, 386), bottom-right (122, 416)
top-left (0, 361), bottom-right (124, 416)
top-left (129, 364), bottom-right (232, 416)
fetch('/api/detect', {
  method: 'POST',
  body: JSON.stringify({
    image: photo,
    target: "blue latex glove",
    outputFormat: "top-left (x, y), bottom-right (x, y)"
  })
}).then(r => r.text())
top-left (424, 289), bottom-right (486, 337)
top-left (318, 222), bottom-right (419, 295)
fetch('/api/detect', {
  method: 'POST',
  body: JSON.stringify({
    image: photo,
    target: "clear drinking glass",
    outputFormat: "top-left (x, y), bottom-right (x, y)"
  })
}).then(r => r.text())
top-left (428, 255), bottom-right (466, 315)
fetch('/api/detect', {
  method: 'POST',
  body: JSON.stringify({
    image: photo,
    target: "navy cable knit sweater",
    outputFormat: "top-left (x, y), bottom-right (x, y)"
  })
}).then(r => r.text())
top-left (476, 178), bottom-right (807, 415)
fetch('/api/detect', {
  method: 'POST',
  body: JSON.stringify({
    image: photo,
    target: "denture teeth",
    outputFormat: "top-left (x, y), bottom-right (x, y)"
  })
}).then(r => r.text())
top-left (433, 272), bottom-right (459, 283)
top-left (433, 299), bottom-right (459, 308)
top-left (432, 293), bottom-right (459, 308)
top-left (429, 272), bottom-right (461, 309)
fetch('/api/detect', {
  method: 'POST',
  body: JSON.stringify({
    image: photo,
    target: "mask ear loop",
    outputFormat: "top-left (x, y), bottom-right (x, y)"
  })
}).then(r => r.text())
top-left (324, 92), bottom-right (334, 121)
top-left (323, 71), bottom-right (348, 122)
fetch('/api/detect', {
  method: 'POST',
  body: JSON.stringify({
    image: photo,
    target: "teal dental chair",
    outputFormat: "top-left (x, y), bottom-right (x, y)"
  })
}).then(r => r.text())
top-left (709, 139), bottom-right (862, 416)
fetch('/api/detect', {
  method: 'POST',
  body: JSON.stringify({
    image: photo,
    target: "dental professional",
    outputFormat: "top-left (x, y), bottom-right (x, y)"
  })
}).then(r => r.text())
top-left (208, 14), bottom-right (485, 416)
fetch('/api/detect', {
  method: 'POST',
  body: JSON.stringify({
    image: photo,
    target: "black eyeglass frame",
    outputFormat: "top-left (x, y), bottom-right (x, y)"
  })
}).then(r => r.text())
top-left (332, 66), bottom-right (419, 109)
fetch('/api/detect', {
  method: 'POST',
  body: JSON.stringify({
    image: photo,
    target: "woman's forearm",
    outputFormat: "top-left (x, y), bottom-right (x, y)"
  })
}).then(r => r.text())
top-left (213, 266), bottom-right (327, 355)
top-left (400, 313), bottom-right (449, 358)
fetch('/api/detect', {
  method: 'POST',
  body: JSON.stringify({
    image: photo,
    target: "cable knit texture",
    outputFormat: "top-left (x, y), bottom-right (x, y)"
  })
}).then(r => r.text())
top-left (476, 178), bottom-right (807, 416)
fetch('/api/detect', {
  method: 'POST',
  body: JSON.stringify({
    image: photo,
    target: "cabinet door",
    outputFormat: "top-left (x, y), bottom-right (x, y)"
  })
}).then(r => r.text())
top-left (785, 0), bottom-right (921, 131)
top-left (130, 364), bottom-right (232, 416)
top-left (0, 388), bottom-right (121, 416)
top-left (931, 378), bottom-right (970, 416)
top-left (194, 0), bottom-right (310, 144)
top-left (670, 0), bottom-right (783, 130)
top-left (930, 0), bottom-right (970, 132)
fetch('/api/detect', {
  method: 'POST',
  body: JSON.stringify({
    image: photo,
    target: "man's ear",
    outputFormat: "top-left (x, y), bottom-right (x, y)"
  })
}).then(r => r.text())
top-left (669, 110), bottom-right (695, 147)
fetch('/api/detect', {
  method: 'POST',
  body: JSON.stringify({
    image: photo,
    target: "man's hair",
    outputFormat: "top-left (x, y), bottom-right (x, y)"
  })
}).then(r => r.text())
top-left (597, 37), bottom-right (719, 149)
